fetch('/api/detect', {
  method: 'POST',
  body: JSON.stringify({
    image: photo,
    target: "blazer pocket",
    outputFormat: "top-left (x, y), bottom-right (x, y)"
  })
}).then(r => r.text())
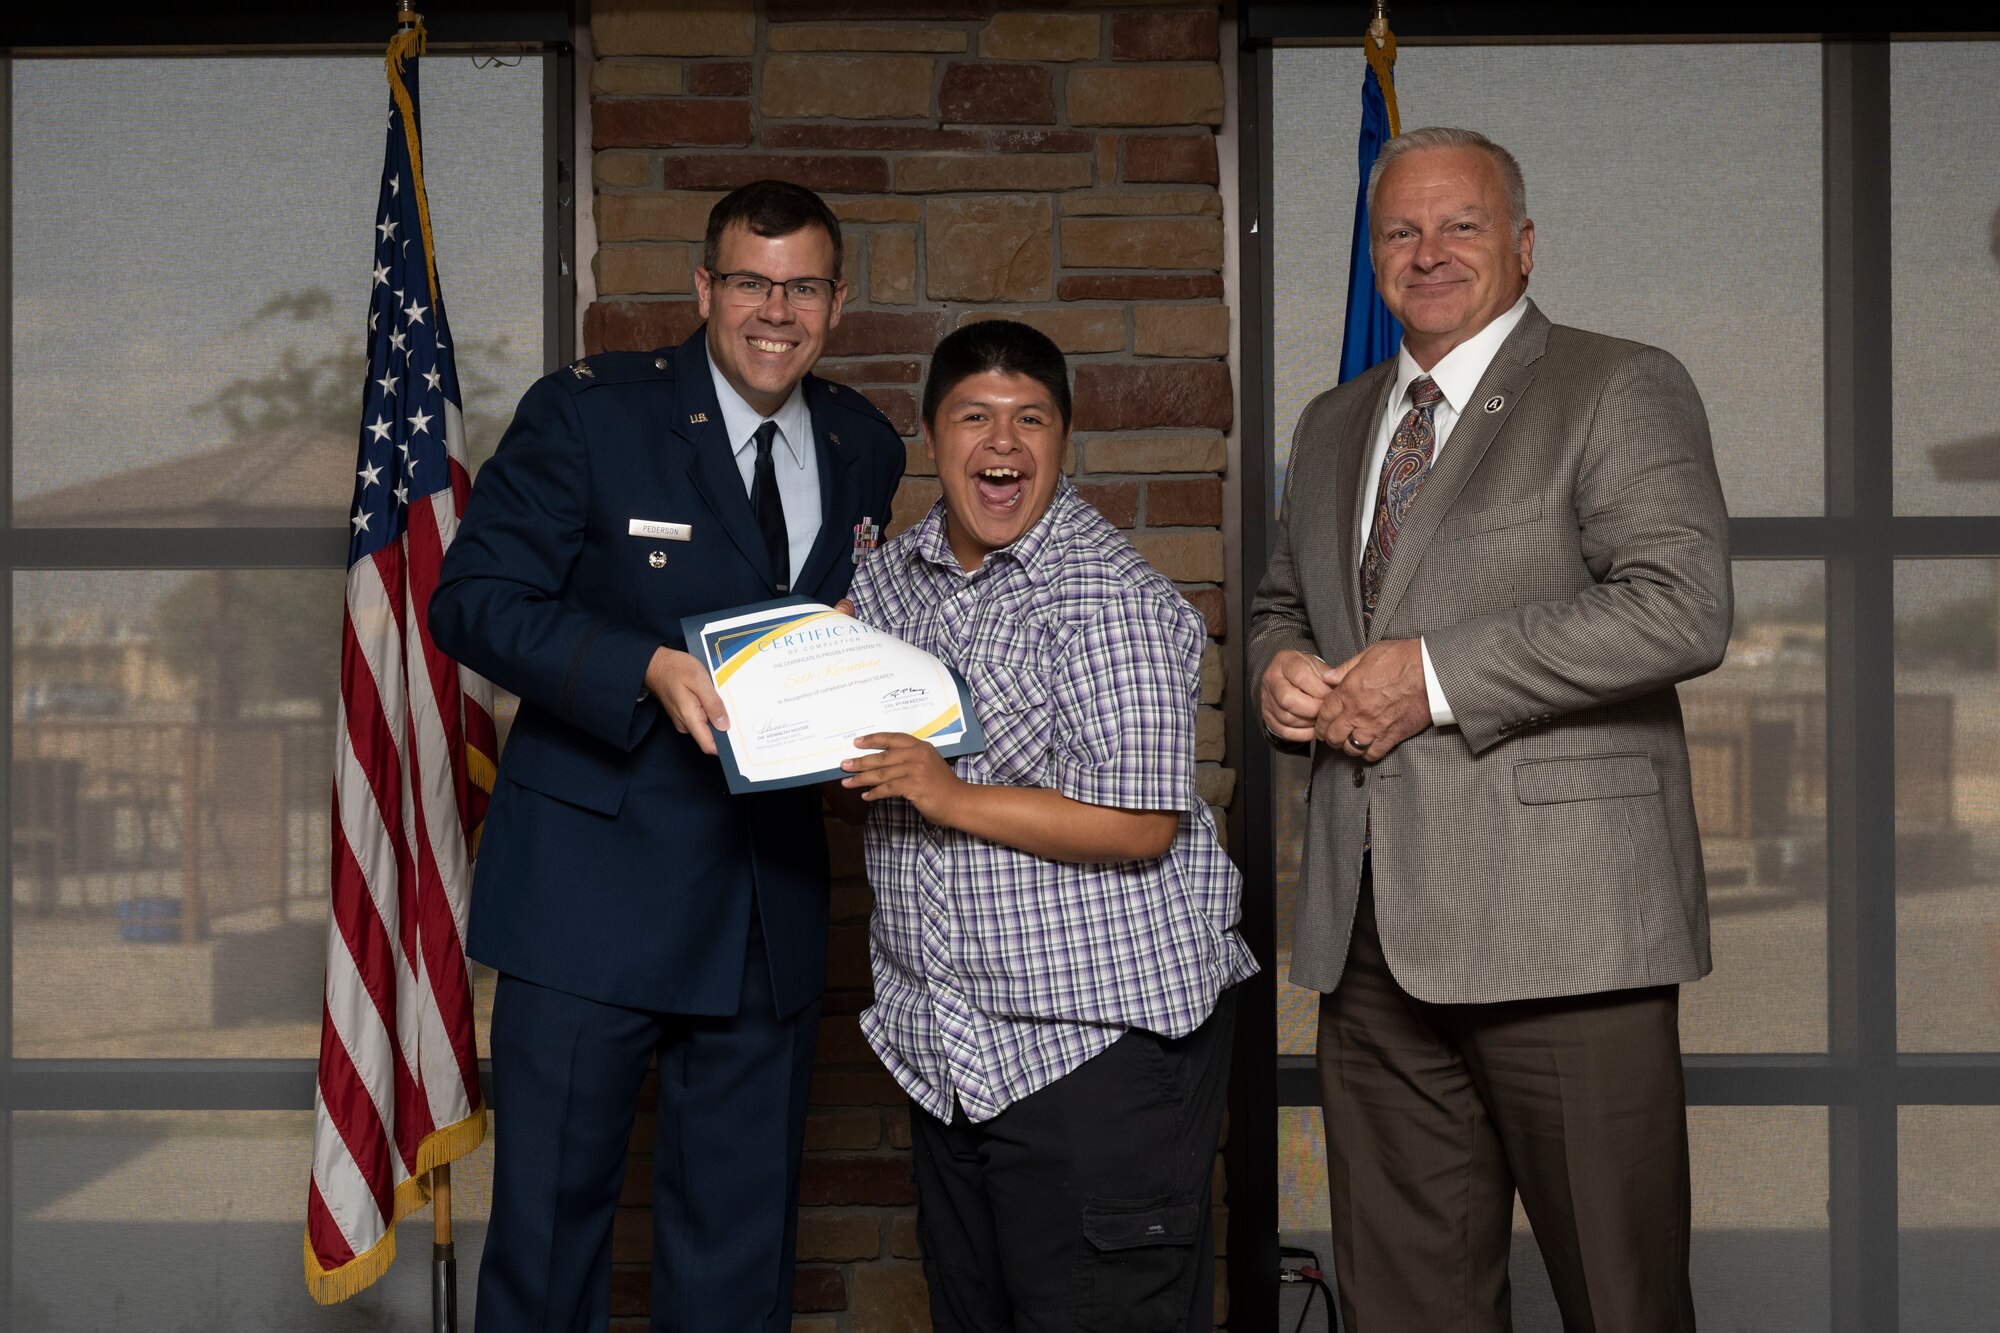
top-left (1438, 496), bottom-right (1542, 542)
top-left (500, 721), bottom-right (630, 816)
top-left (1515, 753), bottom-right (1658, 805)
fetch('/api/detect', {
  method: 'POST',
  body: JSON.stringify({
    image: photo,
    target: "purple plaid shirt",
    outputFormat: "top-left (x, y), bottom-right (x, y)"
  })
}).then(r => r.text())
top-left (850, 481), bottom-right (1257, 1122)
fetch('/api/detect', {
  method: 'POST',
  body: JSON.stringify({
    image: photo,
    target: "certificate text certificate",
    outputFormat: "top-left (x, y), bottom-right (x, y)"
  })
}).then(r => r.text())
top-left (683, 599), bottom-right (986, 793)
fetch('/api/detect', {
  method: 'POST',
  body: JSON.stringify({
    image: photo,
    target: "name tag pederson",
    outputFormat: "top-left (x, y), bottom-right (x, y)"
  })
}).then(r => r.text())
top-left (628, 518), bottom-right (692, 541)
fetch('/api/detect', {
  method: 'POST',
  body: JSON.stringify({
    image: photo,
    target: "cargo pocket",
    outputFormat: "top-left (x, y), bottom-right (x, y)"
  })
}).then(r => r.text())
top-left (1074, 1195), bottom-right (1201, 1331)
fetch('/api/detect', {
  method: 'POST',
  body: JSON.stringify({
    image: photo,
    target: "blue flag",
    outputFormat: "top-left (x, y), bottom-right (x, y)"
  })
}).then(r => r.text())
top-left (1338, 47), bottom-right (1402, 382)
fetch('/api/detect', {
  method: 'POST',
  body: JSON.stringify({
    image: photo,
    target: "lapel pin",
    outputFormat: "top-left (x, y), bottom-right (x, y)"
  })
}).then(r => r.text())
top-left (830, 432), bottom-right (841, 445)
top-left (687, 412), bottom-right (708, 425)
top-left (1483, 395), bottom-right (1505, 413)
top-left (648, 551), bottom-right (667, 569)
top-left (570, 360), bottom-right (593, 380)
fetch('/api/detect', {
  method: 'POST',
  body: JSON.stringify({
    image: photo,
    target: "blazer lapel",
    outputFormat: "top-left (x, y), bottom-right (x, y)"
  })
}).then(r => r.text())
top-left (1369, 303), bottom-right (1551, 640)
top-left (793, 377), bottom-right (865, 597)
top-left (672, 334), bottom-right (776, 582)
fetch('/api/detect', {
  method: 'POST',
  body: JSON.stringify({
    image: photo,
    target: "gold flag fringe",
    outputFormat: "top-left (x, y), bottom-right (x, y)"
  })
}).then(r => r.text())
top-left (385, 21), bottom-right (444, 312)
top-left (304, 1107), bottom-right (487, 1304)
top-left (1365, 23), bottom-right (1400, 139)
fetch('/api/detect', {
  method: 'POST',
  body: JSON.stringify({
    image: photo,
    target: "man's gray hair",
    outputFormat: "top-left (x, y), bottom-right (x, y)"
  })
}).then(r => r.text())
top-left (1366, 127), bottom-right (1528, 242)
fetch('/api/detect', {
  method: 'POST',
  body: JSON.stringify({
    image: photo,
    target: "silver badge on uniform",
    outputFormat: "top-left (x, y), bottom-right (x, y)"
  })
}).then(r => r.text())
top-left (648, 551), bottom-right (667, 569)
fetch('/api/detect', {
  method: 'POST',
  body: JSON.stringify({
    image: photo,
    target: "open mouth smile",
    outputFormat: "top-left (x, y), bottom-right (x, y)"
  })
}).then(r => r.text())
top-left (973, 466), bottom-right (1027, 510)
top-left (747, 336), bottom-right (796, 354)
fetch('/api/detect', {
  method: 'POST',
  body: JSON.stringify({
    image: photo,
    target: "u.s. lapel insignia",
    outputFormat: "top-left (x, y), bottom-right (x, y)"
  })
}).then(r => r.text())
top-left (851, 516), bottom-right (880, 564)
top-left (648, 550), bottom-right (667, 569)
top-left (1483, 395), bottom-right (1505, 414)
top-left (687, 412), bottom-right (708, 425)
top-left (570, 360), bottom-right (593, 379)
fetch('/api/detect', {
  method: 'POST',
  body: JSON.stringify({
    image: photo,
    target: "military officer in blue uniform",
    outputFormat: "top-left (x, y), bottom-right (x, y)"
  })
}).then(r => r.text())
top-left (430, 180), bottom-right (905, 1332)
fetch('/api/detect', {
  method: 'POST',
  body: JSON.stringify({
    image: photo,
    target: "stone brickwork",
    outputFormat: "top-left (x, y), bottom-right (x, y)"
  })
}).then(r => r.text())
top-left (584, 4), bottom-right (1234, 1329)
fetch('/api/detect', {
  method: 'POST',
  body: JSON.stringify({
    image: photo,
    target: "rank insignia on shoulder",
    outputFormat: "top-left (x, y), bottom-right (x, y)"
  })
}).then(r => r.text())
top-left (688, 412), bottom-right (708, 424)
top-left (852, 516), bottom-right (880, 564)
top-left (570, 360), bottom-right (594, 379)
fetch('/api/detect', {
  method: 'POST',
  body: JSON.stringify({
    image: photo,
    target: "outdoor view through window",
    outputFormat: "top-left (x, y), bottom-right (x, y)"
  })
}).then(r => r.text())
top-left (9, 53), bottom-right (547, 1329)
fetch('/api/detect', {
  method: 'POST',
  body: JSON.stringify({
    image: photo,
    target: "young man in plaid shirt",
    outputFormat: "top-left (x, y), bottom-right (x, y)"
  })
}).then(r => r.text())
top-left (831, 320), bottom-right (1256, 1331)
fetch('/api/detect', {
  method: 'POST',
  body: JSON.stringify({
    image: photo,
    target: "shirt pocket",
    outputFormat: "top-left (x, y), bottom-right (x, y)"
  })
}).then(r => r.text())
top-left (963, 660), bottom-right (1052, 787)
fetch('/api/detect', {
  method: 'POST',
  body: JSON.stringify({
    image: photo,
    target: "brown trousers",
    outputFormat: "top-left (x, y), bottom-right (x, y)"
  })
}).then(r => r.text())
top-left (1317, 874), bottom-right (1697, 1333)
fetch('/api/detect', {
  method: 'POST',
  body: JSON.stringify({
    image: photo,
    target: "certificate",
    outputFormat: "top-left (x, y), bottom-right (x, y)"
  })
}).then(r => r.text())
top-left (682, 597), bottom-right (986, 793)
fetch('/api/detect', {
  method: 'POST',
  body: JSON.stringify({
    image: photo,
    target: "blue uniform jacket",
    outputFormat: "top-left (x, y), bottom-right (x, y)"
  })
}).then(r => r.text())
top-left (430, 330), bottom-right (905, 1018)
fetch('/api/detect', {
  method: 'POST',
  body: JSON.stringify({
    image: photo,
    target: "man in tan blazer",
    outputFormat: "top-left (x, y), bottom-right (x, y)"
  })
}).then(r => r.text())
top-left (1251, 127), bottom-right (1732, 1331)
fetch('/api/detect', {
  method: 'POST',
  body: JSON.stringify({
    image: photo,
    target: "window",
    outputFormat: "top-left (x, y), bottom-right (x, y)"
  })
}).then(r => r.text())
top-left (1239, 21), bottom-right (2000, 1330)
top-left (4, 20), bottom-right (569, 1327)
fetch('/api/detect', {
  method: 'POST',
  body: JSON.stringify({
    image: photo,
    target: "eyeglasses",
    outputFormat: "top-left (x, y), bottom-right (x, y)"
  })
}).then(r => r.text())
top-left (705, 269), bottom-right (839, 310)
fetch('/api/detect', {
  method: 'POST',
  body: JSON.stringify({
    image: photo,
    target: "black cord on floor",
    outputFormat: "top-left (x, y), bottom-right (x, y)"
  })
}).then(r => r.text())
top-left (1279, 1245), bottom-right (1338, 1333)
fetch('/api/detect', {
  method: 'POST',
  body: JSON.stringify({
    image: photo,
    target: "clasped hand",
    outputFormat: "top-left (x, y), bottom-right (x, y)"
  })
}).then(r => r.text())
top-left (1259, 639), bottom-right (1432, 761)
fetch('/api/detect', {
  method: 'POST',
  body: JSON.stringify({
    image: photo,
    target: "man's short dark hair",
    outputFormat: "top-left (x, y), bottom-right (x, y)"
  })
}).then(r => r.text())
top-left (702, 180), bottom-right (844, 279)
top-left (921, 319), bottom-right (1073, 433)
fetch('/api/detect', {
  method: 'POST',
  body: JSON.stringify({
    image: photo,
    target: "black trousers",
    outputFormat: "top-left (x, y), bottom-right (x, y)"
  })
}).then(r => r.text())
top-left (1319, 871), bottom-right (1695, 1333)
top-left (908, 988), bottom-right (1237, 1333)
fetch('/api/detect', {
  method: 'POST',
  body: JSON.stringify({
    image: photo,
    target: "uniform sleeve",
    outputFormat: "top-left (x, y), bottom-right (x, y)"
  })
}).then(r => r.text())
top-left (1045, 589), bottom-right (1204, 813)
top-left (428, 376), bottom-right (661, 751)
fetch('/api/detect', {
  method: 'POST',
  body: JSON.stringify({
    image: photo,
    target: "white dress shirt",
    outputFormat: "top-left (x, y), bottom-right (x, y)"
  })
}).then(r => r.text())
top-left (1356, 294), bottom-right (1530, 727)
top-left (708, 361), bottom-right (821, 587)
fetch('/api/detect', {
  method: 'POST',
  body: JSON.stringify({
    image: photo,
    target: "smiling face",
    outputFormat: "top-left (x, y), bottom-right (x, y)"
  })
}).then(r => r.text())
top-left (695, 220), bottom-right (845, 416)
top-left (925, 370), bottom-right (1069, 572)
top-left (1371, 145), bottom-right (1534, 369)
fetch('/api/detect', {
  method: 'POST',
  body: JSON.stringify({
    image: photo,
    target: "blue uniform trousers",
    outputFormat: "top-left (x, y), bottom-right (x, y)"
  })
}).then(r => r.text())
top-left (476, 914), bottom-right (818, 1332)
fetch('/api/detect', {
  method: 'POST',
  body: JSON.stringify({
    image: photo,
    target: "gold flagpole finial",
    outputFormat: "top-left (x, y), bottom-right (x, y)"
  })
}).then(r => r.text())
top-left (1369, 2), bottom-right (1389, 45)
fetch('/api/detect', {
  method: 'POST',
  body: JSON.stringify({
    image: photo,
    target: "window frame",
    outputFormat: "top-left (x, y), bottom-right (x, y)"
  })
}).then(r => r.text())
top-left (1231, 8), bottom-right (2000, 1331)
top-left (0, 6), bottom-right (573, 1313)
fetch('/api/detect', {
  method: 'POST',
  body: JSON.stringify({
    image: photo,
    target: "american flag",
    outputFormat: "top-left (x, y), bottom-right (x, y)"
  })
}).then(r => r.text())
top-left (306, 22), bottom-right (497, 1303)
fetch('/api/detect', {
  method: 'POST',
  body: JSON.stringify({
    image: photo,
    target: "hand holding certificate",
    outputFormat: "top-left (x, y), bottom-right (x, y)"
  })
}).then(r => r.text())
top-left (682, 599), bottom-right (985, 793)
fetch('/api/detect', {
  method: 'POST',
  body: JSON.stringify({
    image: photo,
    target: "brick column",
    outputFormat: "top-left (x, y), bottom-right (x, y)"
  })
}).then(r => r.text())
top-left (584, 5), bottom-right (1235, 1328)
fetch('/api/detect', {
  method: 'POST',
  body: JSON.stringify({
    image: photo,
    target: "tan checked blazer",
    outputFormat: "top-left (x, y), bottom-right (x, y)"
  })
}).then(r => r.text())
top-left (1250, 302), bottom-right (1733, 1003)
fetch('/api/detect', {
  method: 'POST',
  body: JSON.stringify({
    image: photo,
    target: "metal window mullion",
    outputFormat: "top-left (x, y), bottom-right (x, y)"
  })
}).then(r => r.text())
top-left (2, 527), bottom-right (349, 569)
top-left (546, 43), bottom-right (575, 371)
top-left (1823, 37), bottom-right (1899, 1333)
top-left (7, 1061), bottom-right (494, 1111)
top-left (1, 50), bottom-right (16, 1323)
top-left (1226, 39), bottom-right (1283, 1333)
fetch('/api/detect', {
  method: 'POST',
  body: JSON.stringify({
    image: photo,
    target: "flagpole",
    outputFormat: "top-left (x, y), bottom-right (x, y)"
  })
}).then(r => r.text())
top-left (432, 1161), bottom-right (458, 1333)
top-left (399, 5), bottom-right (459, 1328)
